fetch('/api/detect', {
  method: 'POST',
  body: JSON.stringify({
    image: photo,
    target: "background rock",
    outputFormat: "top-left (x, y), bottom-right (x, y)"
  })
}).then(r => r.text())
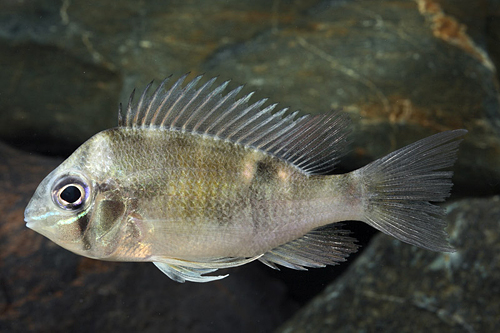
top-left (203, 0), bottom-right (500, 194)
top-left (0, 42), bottom-right (120, 154)
top-left (0, 0), bottom-right (322, 155)
top-left (277, 196), bottom-right (500, 333)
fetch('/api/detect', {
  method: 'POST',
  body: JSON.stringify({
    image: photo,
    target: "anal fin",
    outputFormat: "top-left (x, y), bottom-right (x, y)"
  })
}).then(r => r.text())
top-left (258, 225), bottom-right (359, 270)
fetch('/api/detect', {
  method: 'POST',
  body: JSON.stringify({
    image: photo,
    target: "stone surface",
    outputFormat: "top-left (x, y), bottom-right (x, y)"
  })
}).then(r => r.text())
top-left (278, 196), bottom-right (500, 333)
top-left (0, 0), bottom-right (322, 155)
top-left (204, 0), bottom-right (500, 194)
top-left (0, 143), bottom-right (298, 332)
top-left (0, 42), bottom-right (120, 155)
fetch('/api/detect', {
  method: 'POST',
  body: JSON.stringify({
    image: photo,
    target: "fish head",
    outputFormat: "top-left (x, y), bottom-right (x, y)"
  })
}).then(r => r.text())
top-left (25, 161), bottom-right (97, 256)
top-left (25, 131), bottom-right (147, 261)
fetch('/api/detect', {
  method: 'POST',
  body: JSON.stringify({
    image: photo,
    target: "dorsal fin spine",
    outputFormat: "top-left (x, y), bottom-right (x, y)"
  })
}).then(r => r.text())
top-left (256, 111), bottom-right (301, 150)
top-left (133, 81), bottom-right (154, 127)
top-left (142, 77), bottom-right (170, 127)
top-left (169, 76), bottom-right (202, 128)
top-left (223, 99), bottom-right (268, 140)
top-left (149, 74), bottom-right (185, 126)
top-left (244, 108), bottom-right (288, 147)
top-left (271, 115), bottom-right (310, 156)
top-left (290, 117), bottom-right (331, 162)
top-left (125, 88), bottom-right (136, 126)
top-left (191, 81), bottom-right (230, 132)
top-left (234, 103), bottom-right (278, 144)
top-left (181, 77), bottom-right (218, 131)
top-left (282, 117), bottom-right (322, 161)
top-left (213, 92), bottom-right (256, 137)
top-left (199, 86), bottom-right (244, 135)
top-left (205, 91), bottom-right (253, 134)
top-left (158, 74), bottom-right (189, 127)
top-left (171, 75), bottom-right (203, 127)
top-left (118, 103), bottom-right (124, 126)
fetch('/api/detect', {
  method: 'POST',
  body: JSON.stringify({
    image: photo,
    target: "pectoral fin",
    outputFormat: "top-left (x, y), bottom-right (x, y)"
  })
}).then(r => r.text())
top-left (153, 255), bottom-right (262, 283)
top-left (258, 225), bottom-right (359, 270)
top-left (153, 262), bottom-right (228, 283)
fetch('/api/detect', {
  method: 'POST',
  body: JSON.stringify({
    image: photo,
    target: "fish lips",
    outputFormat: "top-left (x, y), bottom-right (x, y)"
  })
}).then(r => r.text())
top-left (24, 193), bottom-right (61, 239)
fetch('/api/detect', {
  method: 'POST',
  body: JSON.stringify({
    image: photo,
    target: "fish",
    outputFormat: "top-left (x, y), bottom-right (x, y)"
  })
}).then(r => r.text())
top-left (24, 74), bottom-right (467, 283)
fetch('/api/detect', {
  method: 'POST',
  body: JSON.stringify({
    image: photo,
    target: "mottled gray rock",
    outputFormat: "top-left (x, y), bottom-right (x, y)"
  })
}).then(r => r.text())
top-left (0, 142), bottom-right (298, 332)
top-left (0, 42), bottom-right (120, 155)
top-left (204, 0), bottom-right (500, 194)
top-left (277, 196), bottom-right (500, 333)
top-left (0, 0), bottom-right (321, 155)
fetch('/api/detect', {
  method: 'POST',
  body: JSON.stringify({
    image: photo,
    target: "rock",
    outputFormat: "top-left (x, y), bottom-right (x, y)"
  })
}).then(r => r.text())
top-left (0, 0), bottom-right (322, 155)
top-left (277, 196), bottom-right (500, 333)
top-left (204, 0), bottom-right (500, 194)
top-left (0, 43), bottom-right (120, 155)
top-left (0, 143), bottom-right (298, 332)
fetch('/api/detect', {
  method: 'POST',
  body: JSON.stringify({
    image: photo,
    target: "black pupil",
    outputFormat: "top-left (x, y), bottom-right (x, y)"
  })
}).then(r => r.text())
top-left (60, 185), bottom-right (82, 204)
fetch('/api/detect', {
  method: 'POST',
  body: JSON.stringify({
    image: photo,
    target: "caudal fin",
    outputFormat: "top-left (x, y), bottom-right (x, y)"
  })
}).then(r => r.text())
top-left (356, 129), bottom-right (467, 252)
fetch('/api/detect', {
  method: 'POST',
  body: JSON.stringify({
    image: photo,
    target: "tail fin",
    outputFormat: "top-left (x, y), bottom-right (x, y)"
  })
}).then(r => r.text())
top-left (356, 129), bottom-right (467, 252)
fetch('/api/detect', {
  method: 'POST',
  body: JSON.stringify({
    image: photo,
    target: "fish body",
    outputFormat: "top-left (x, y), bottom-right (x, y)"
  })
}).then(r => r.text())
top-left (25, 75), bottom-right (466, 282)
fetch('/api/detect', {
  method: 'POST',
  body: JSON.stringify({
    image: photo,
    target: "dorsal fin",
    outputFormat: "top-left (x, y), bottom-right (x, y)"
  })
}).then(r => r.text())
top-left (121, 74), bottom-right (351, 174)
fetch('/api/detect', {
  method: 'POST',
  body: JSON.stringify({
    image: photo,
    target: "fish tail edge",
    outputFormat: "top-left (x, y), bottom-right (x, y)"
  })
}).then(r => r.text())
top-left (355, 129), bottom-right (467, 252)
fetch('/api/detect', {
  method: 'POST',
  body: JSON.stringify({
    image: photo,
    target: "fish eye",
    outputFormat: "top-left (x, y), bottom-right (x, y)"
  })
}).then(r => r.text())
top-left (52, 175), bottom-right (90, 211)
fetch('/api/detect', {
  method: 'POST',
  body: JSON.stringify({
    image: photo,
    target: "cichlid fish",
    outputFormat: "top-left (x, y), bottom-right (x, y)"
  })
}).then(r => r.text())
top-left (25, 74), bottom-right (467, 283)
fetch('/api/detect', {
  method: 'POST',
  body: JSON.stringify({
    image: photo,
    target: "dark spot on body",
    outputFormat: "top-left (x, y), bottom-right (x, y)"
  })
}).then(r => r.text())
top-left (78, 214), bottom-right (90, 234)
top-left (78, 214), bottom-right (92, 251)
top-left (93, 200), bottom-right (126, 238)
top-left (255, 159), bottom-right (277, 182)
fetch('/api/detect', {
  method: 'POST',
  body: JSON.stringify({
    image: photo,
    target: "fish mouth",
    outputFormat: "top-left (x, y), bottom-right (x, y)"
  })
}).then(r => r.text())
top-left (24, 205), bottom-right (37, 229)
top-left (24, 214), bottom-right (54, 241)
top-left (25, 220), bottom-right (36, 229)
top-left (24, 215), bottom-right (41, 230)
top-left (24, 203), bottom-right (45, 231)
top-left (24, 196), bottom-right (48, 229)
